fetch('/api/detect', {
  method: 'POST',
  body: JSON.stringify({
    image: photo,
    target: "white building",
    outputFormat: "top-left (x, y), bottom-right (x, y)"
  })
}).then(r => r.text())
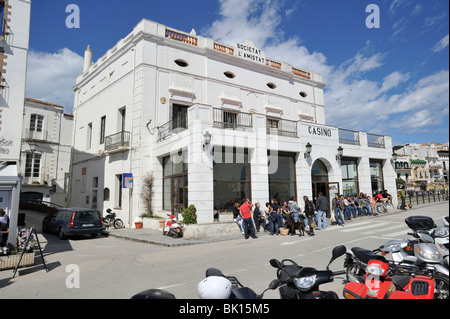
top-left (70, 19), bottom-right (397, 228)
top-left (20, 98), bottom-right (74, 207)
top-left (0, 0), bottom-right (31, 244)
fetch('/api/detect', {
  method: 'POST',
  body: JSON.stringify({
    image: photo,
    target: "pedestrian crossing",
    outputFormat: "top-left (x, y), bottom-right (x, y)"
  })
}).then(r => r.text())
top-left (325, 220), bottom-right (412, 239)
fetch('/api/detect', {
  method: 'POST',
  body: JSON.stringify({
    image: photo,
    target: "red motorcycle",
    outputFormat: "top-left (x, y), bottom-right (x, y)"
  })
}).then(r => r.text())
top-left (343, 258), bottom-right (435, 299)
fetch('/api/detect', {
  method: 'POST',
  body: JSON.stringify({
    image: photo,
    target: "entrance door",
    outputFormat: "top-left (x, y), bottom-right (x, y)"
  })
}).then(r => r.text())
top-left (171, 177), bottom-right (186, 217)
top-left (0, 191), bottom-right (11, 215)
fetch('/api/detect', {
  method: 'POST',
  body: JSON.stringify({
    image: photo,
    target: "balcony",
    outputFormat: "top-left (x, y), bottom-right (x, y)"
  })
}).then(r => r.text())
top-left (157, 117), bottom-right (188, 142)
top-left (24, 129), bottom-right (49, 142)
top-left (338, 129), bottom-right (360, 146)
top-left (367, 133), bottom-right (385, 148)
top-left (266, 118), bottom-right (298, 138)
top-left (105, 131), bottom-right (130, 153)
top-left (213, 108), bottom-right (253, 131)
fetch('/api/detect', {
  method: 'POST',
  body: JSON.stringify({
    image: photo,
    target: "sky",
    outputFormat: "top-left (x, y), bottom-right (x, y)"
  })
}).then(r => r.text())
top-left (25, 0), bottom-right (449, 146)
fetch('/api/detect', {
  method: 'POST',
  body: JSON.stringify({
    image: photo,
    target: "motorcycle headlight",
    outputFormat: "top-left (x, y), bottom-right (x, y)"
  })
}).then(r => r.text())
top-left (416, 246), bottom-right (440, 261)
top-left (383, 243), bottom-right (401, 252)
top-left (435, 228), bottom-right (449, 238)
top-left (293, 275), bottom-right (317, 291)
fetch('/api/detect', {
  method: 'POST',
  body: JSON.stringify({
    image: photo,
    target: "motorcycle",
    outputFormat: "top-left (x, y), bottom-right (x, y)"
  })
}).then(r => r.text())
top-left (102, 208), bottom-right (124, 230)
top-left (269, 245), bottom-right (347, 299)
top-left (162, 214), bottom-right (183, 238)
top-left (344, 242), bottom-right (449, 299)
top-left (131, 268), bottom-right (280, 299)
top-left (343, 257), bottom-right (436, 299)
top-left (345, 216), bottom-right (449, 284)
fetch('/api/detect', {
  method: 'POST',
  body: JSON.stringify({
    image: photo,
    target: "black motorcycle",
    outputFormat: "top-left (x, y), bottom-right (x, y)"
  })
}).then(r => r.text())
top-left (131, 268), bottom-right (279, 299)
top-left (103, 208), bottom-right (124, 230)
top-left (269, 245), bottom-right (346, 299)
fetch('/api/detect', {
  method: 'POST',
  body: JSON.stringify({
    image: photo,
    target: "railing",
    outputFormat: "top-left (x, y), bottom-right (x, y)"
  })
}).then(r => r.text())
top-left (157, 117), bottom-right (188, 142)
top-left (165, 28), bottom-right (198, 46)
top-left (105, 131), bottom-right (130, 151)
top-left (338, 129), bottom-right (360, 146)
top-left (213, 108), bottom-right (253, 130)
top-left (266, 59), bottom-right (282, 69)
top-left (214, 42), bottom-right (234, 55)
top-left (292, 68), bottom-right (311, 79)
top-left (367, 133), bottom-right (385, 148)
top-left (24, 129), bottom-right (49, 142)
top-left (266, 118), bottom-right (298, 138)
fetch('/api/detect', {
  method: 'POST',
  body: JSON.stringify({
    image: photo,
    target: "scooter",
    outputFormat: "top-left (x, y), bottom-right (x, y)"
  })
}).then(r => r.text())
top-left (269, 245), bottom-right (347, 299)
top-left (162, 214), bottom-right (183, 238)
top-left (102, 208), bottom-right (124, 230)
top-left (343, 258), bottom-right (436, 299)
top-left (130, 268), bottom-right (280, 299)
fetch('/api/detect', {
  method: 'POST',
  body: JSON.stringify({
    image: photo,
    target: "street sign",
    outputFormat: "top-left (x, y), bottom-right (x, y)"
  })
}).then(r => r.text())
top-left (123, 173), bottom-right (133, 189)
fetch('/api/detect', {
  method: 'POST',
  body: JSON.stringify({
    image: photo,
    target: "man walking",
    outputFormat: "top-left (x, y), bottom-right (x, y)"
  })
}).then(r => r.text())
top-left (316, 192), bottom-right (328, 230)
top-left (399, 186), bottom-right (406, 210)
top-left (240, 199), bottom-right (257, 239)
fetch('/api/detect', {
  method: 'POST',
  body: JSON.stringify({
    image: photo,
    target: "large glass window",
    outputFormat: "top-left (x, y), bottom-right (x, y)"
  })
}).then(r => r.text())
top-left (370, 160), bottom-right (384, 195)
top-left (213, 148), bottom-right (250, 210)
top-left (341, 158), bottom-right (359, 196)
top-left (269, 152), bottom-right (296, 203)
top-left (163, 154), bottom-right (188, 211)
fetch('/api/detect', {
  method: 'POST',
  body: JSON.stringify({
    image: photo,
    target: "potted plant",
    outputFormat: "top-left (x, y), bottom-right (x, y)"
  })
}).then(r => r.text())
top-left (0, 228), bottom-right (36, 271)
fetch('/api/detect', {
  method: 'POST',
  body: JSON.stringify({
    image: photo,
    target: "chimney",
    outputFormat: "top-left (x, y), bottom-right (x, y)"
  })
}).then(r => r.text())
top-left (83, 45), bottom-right (93, 72)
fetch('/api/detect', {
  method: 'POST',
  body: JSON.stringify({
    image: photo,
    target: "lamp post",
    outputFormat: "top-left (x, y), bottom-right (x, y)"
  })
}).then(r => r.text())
top-left (304, 142), bottom-right (312, 159)
top-left (203, 131), bottom-right (211, 150)
top-left (336, 146), bottom-right (344, 161)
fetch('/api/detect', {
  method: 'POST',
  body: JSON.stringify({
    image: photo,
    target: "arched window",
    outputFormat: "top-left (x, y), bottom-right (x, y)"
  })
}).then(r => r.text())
top-left (103, 188), bottom-right (110, 201)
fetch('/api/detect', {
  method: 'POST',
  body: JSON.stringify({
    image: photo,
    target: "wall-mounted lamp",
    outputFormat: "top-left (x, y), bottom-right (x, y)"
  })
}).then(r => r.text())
top-left (29, 141), bottom-right (37, 152)
top-left (304, 142), bottom-right (312, 159)
top-left (391, 152), bottom-right (398, 165)
top-left (203, 131), bottom-right (212, 150)
top-left (336, 146), bottom-right (344, 161)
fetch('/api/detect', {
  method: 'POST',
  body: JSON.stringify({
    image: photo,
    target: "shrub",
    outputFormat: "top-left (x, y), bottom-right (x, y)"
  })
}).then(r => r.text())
top-left (181, 205), bottom-right (197, 225)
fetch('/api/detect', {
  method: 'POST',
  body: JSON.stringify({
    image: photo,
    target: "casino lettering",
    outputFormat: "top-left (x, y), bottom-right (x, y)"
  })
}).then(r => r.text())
top-left (308, 126), bottom-right (332, 137)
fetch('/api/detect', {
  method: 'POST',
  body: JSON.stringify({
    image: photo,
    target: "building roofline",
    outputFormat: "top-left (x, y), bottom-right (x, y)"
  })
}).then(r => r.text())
top-left (25, 97), bottom-right (64, 109)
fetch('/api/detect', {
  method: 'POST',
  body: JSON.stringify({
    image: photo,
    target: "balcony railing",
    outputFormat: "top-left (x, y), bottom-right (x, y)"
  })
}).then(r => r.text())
top-left (24, 129), bottom-right (49, 142)
top-left (266, 119), bottom-right (298, 138)
top-left (213, 108), bottom-right (253, 131)
top-left (157, 117), bottom-right (188, 142)
top-left (367, 133), bottom-right (385, 148)
top-left (105, 131), bottom-right (130, 152)
top-left (338, 129), bottom-right (360, 146)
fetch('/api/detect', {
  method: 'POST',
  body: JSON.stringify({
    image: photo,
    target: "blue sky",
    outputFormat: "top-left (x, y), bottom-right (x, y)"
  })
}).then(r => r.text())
top-left (26, 0), bottom-right (449, 145)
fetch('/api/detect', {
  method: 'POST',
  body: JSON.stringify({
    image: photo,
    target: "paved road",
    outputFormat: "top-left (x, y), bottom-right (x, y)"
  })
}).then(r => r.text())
top-left (1, 202), bottom-right (448, 299)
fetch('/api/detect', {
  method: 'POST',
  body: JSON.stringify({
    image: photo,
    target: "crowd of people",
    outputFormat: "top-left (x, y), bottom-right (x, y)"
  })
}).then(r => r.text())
top-left (232, 189), bottom-right (395, 239)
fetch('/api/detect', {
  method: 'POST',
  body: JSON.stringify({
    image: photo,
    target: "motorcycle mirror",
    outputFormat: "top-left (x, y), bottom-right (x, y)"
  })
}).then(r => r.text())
top-left (327, 245), bottom-right (346, 270)
top-left (268, 279), bottom-right (280, 290)
top-left (205, 268), bottom-right (224, 277)
top-left (269, 259), bottom-right (282, 269)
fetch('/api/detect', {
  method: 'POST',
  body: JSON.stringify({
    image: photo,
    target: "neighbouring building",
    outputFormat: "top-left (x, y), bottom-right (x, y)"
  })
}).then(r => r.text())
top-left (394, 143), bottom-right (449, 192)
top-left (0, 0), bottom-right (31, 244)
top-left (20, 98), bottom-right (74, 207)
top-left (70, 19), bottom-right (397, 228)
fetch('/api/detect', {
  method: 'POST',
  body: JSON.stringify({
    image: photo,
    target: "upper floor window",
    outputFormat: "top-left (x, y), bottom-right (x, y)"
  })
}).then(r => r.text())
top-left (25, 153), bottom-right (42, 178)
top-left (100, 116), bottom-right (106, 144)
top-left (30, 114), bottom-right (44, 132)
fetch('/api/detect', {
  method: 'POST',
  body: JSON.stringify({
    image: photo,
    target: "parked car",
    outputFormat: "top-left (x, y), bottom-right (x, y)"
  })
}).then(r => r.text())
top-left (42, 208), bottom-right (103, 239)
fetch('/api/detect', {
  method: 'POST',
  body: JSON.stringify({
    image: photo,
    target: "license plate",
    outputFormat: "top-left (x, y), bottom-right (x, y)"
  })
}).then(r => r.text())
top-left (83, 224), bottom-right (94, 227)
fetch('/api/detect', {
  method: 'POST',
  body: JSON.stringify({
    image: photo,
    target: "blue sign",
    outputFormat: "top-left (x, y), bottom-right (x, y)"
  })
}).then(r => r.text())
top-left (123, 173), bottom-right (133, 189)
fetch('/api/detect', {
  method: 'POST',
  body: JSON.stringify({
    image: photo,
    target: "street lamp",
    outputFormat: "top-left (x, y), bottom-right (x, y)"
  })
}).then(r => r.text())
top-left (304, 142), bottom-right (312, 159)
top-left (336, 146), bottom-right (344, 161)
top-left (203, 131), bottom-right (212, 150)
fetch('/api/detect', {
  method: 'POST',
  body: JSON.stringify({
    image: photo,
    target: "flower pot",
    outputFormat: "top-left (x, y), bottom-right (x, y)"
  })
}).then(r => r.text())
top-left (0, 252), bottom-right (35, 271)
top-left (135, 221), bottom-right (143, 229)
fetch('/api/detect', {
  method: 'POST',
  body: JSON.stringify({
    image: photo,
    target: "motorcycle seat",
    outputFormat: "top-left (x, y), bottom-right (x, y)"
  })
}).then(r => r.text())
top-left (351, 247), bottom-right (387, 264)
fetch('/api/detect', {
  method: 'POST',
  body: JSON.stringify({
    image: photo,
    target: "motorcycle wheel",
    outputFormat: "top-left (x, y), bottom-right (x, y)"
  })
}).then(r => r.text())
top-left (113, 219), bottom-right (124, 229)
top-left (346, 264), bottom-right (365, 284)
top-left (434, 273), bottom-right (449, 299)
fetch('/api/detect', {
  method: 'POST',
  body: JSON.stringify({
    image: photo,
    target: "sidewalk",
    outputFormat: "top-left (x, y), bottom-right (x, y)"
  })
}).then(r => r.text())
top-left (103, 200), bottom-right (449, 247)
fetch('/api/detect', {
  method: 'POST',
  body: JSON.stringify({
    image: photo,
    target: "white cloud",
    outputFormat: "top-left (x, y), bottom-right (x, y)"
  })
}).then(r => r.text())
top-left (26, 48), bottom-right (83, 113)
top-left (431, 34), bottom-right (449, 53)
top-left (205, 0), bottom-right (449, 136)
